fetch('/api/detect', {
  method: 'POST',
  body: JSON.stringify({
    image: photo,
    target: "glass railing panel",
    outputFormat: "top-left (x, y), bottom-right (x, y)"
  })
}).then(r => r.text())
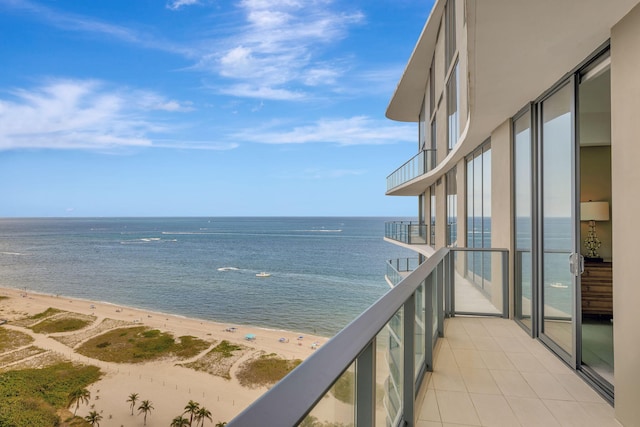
top-left (377, 307), bottom-right (403, 427)
top-left (228, 248), bottom-right (452, 427)
top-left (384, 221), bottom-right (428, 245)
top-left (431, 272), bottom-right (438, 341)
top-left (386, 262), bottom-right (403, 287)
top-left (515, 249), bottom-right (533, 330)
top-left (299, 363), bottom-right (355, 427)
top-left (452, 249), bottom-right (506, 316)
top-left (386, 149), bottom-right (437, 191)
top-left (415, 281), bottom-right (425, 375)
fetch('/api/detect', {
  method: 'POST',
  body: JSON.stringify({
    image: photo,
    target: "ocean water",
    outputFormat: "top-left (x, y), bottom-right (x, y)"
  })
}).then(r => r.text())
top-left (0, 217), bottom-right (415, 336)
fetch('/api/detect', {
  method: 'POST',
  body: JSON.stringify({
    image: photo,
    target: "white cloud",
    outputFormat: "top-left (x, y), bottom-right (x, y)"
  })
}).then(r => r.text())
top-left (233, 116), bottom-right (415, 146)
top-left (219, 84), bottom-right (304, 101)
top-left (3, 0), bottom-right (369, 101)
top-left (0, 79), bottom-right (198, 151)
top-left (166, 0), bottom-right (199, 11)
top-left (303, 168), bottom-right (366, 179)
top-left (198, 0), bottom-right (364, 100)
top-left (2, 0), bottom-right (195, 56)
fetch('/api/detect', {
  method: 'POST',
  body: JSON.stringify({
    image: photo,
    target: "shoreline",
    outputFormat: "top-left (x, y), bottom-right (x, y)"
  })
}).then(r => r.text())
top-left (0, 285), bottom-right (330, 425)
top-left (3, 285), bottom-right (332, 338)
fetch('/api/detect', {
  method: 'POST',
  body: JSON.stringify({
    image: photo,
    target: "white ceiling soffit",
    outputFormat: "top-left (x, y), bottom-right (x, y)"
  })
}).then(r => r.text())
top-left (385, 0), bottom-right (446, 123)
top-left (386, 0), bottom-right (638, 138)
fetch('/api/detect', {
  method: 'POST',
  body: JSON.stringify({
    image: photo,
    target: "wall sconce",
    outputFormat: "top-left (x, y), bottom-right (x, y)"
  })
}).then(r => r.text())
top-left (580, 201), bottom-right (609, 260)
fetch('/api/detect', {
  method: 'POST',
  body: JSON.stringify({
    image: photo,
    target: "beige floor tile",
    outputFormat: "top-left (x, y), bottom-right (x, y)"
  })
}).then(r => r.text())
top-left (490, 370), bottom-right (537, 397)
top-left (469, 335), bottom-right (502, 352)
top-left (435, 345), bottom-right (459, 369)
top-left (418, 388), bottom-right (441, 422)
top-left (478, 350), bottom-right (517, 370)
top-left (445, 321), bottom-right (469, 338)
top-left (462, 321), bottom-right (491, 337)
top-left (506, 396), bottom-right (561, 427)
top-left (435, 390), bottom-right (481, 426)
top-left (542, 399), bottom-right (595, 427)
top-left (554, 373), bottom-right (604, 403)
top-left (459, 367), bottom-right (501, 395)
top-left (494, 335), bottom-right (528, 353)
top-left (505, 352), bottom-right (548, 373)
top-left (416, 421), bottom-right (443, 427)
top-left (470, 393), bottom-right (521, 427)
top-left (482, 319), bottom-right (519, 338)
top-left (448, 334), bottom-right (477, 350)
top-left (533, 350), bottom-right (571, 374)
top-left (415, 318), bottom-right (616, 427)
top-left (521, 372), bottom-right (574, 400)
top-left (431, 368), bottom-right (467, 392)
top-left (452, 348), bottom-right (487, 369)
top-left (578, 402), bottom-right (619, 427)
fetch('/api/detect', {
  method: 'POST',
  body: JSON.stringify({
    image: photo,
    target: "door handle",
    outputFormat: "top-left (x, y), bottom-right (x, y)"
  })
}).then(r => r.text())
top-left (569, 253), bottom-right (584, 277)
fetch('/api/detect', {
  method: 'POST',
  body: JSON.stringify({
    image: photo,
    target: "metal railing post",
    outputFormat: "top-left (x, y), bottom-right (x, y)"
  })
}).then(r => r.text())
top-left (448, 251), bottom-right (455, 318)
top-left (424, 276), bottom-right (434, 372)
top-left (444, 251), bottom-right (455, 317)
top-left (436, 257), bottom-right (445, 336)
top-left (356, 339), bottom-right (376, 426)
top-left (502, 250), bottom-right (509, 318)
top-left (403, 293), bottom-right (415, 427)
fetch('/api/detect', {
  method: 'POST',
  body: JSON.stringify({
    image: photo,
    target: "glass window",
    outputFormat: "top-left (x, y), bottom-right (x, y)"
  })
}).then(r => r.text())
top-left (446, 167), bottom-right (457, 246)
top-left (419, 97), bottom-right (427, 150)
top-left (430, 184), bottom-right (436, 247)
top-left (466, 141), bottom-right (492, 290)
top-left (514, 110), bottom-right (533, 330)
top-left (447, 61), bottom-right (459, 151)
top-left (445, 0), bottom-right (456, 69)
top-left (429, 57), bottom-right (435, 114)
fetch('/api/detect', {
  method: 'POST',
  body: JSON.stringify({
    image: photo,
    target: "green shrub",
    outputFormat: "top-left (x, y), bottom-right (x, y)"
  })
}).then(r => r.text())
top-left (0, 362), bottom-right (100, 427)
top-left (31, 317), bottom-right (92, 334)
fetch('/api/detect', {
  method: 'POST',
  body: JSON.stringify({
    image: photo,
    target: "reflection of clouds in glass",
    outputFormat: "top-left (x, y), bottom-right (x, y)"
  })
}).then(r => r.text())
top-left (515, 127), bottom-right (531, 217)
top-left (542, 83), bottom-right (573, 218)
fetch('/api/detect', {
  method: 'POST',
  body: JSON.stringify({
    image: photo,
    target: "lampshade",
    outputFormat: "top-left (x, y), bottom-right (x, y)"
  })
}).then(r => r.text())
top-left (580, 201), bottom-right (609, 221)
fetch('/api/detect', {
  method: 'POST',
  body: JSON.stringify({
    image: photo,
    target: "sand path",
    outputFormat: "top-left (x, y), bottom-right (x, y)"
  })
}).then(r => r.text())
top-left (0, 287), bottom-right (328, 426)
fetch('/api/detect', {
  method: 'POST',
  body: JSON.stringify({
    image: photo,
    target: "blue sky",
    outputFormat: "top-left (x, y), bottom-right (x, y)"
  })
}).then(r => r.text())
top-left (0, 0), bottom-right (431, 217)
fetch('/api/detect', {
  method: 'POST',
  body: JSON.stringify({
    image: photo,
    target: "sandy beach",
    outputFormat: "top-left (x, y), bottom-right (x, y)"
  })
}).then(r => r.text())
top-left (0, 286), bottom-right (329, 426)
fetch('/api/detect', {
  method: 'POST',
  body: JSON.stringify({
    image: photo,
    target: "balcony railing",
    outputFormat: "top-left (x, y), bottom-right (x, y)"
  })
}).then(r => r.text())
top-left (228, 247), bottom-right (508, 427)
top-left (385, 221), bottom-right (428, 245)
top-left (387, 257), bottom-right (421, 286)
top-left (386, 149), bottom-right (437, 192)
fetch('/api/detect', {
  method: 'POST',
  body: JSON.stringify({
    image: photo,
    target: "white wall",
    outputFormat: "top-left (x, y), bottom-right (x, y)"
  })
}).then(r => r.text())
top-left (611, 3), bottom-right (640, 425)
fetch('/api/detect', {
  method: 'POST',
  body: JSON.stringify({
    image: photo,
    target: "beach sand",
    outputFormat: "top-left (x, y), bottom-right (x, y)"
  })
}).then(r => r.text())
top-left (0, 286), bottom-right (329, 426)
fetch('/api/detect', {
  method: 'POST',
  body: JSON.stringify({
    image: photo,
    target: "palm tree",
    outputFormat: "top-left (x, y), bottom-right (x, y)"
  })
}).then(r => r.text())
top-left (171, 415), bottom-right (191, 427)
top-left (138, 399), bottom-right (154, 426)
top-left (183, 400), bottom-right (200, 426)
top-left (215, 422), bottom-right (227, 427)
top-left (68, 388), bottom-right (91, 416)
top-left (126, 392), bottom-right (139, 415)
top-left (195, 406), bottom-right (212, 427)
top-left (85, 410), bottom-right (103, 427)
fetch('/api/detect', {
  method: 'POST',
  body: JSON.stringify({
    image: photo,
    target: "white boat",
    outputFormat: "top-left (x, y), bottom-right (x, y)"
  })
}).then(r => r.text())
top-left (550, 282), bottom-right (568, 289)
top-left (256, 272), bottom-right (271, 277)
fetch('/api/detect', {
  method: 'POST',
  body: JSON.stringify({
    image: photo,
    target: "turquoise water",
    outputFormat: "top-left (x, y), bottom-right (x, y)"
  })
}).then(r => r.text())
top-left (0, 217), bottom-right (415, 336)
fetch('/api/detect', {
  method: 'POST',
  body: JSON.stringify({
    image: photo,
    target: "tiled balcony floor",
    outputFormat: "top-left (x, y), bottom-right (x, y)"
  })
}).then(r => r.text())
top-left (416, 317), bottom-right (620, 427)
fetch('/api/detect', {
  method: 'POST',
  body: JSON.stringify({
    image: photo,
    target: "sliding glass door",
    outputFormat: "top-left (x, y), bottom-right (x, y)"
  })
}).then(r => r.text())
top-left (538, 80), bottom-right (579, 362)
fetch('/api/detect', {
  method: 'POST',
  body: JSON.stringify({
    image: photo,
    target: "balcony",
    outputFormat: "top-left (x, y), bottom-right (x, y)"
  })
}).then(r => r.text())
top-left (387, 257), bottom-right (421, 286)
top-left (387, 149), bottom-right (437, 193)
top-left (385, 221), bottom-right (428, 245)
top-left (228, 247), bottom-right (615, 426)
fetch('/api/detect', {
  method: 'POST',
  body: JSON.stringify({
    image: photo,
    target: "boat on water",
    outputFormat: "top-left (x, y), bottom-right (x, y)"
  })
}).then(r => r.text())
top-left (550, 282), bottom-right (568, 289)
top-left (256, 272), bottom-right (271, 277)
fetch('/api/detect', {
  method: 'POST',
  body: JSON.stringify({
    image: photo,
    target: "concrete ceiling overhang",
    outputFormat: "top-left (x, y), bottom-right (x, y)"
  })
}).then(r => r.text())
top-left (386, 0), bottom-right (638, 196)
